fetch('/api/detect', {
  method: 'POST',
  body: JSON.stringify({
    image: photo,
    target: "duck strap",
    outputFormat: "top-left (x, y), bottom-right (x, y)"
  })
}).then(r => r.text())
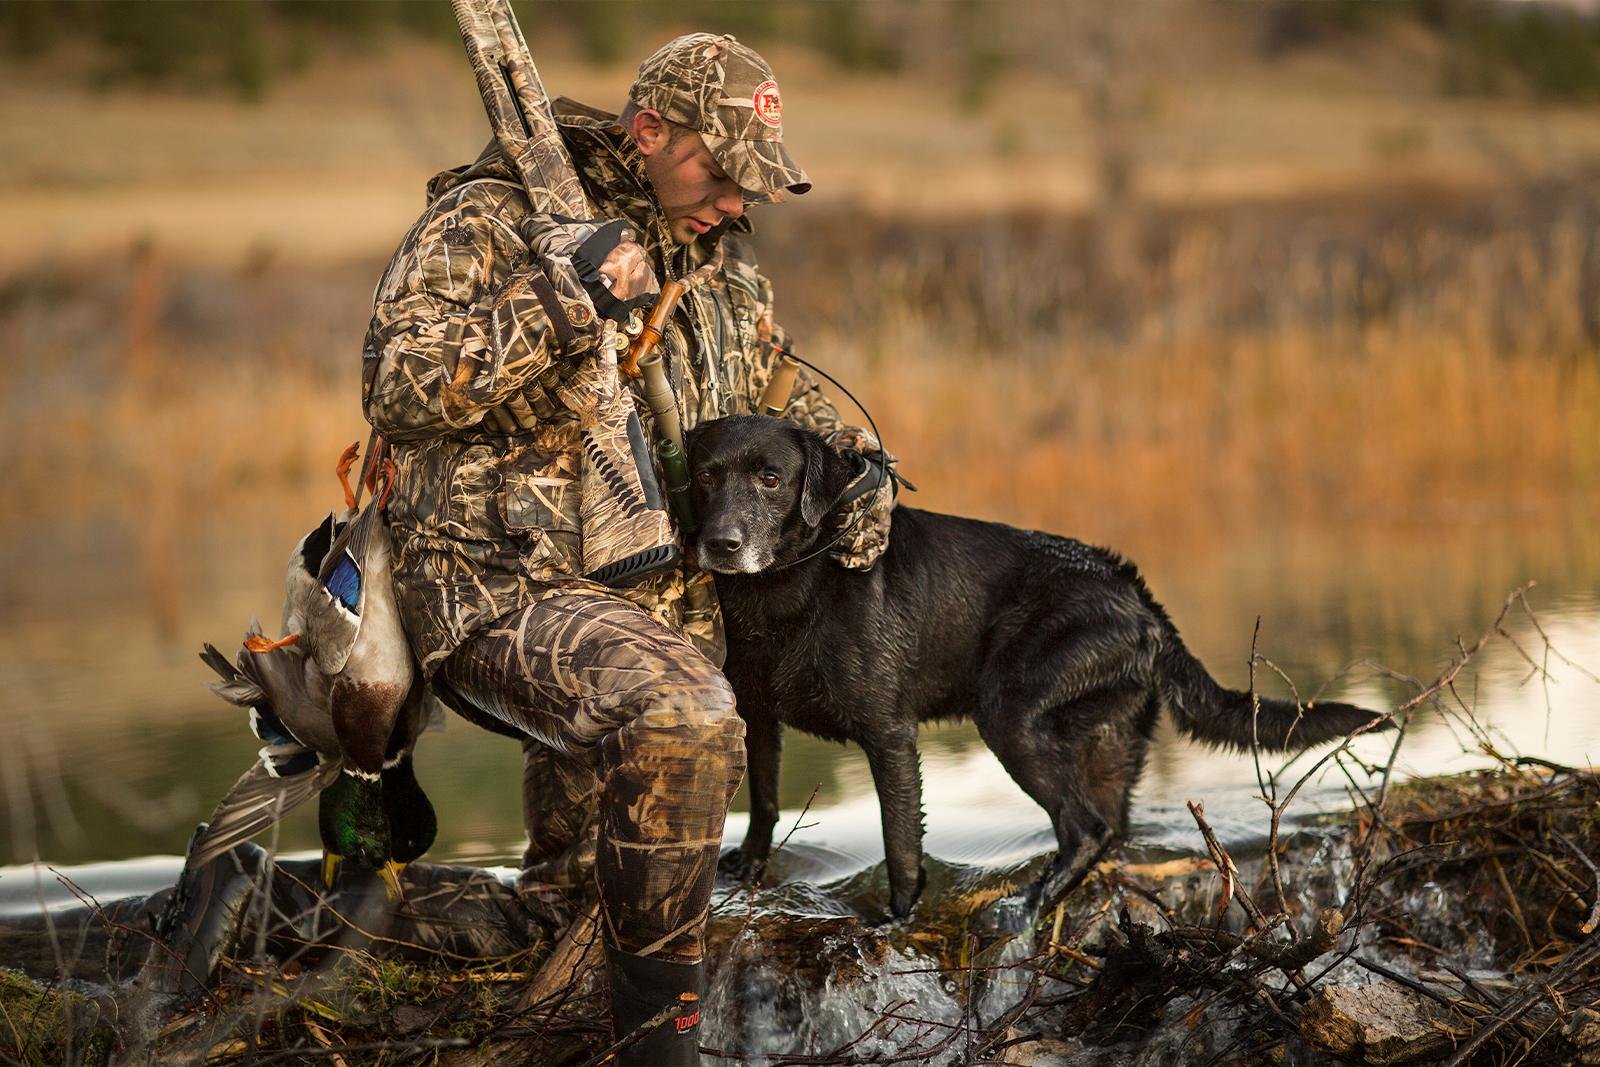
top-left (450, 0), bottom-right (678, 586)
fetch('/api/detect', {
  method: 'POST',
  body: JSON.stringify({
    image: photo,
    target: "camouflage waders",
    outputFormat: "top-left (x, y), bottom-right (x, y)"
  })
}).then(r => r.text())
top-left (439, 592), bottom-right (744, 962)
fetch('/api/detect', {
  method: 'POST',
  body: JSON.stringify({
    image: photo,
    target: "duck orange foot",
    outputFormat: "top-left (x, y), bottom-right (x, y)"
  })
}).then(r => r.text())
top-left (245, 632), bottom-right (301, 653)
top-left (375, 458), bottom-right (399, 512)
top-left (335, 441), bottom-right (362, 511)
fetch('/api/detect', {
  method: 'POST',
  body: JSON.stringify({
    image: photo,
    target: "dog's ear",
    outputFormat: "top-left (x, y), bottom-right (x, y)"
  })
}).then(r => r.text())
top-left (798, 431), bottom-right (848, 528)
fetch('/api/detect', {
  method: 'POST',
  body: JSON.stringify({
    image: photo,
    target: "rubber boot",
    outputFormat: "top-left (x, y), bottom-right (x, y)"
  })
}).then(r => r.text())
top-left (606, 947), bottom-right (704, 1067)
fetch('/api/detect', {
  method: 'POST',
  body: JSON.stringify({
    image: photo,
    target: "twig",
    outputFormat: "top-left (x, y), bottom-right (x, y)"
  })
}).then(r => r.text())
top-left (1245, 618), bottom-right (1290, 919)
top-left (1186, 800), bottom-right (1269, 931)
top-left (1441, 934), bottom-right (1600, 1067)
top-left (1274, 584), bottom-right (1530, 865)
top-left (571, 1000), bottom-right (696, 1067)
top-left (1553, 830), bottom-right (1600, 935)
top-left (233, 1035), bottom-right (474, 1064)
top-left (1488, 853), bottom-right (1534, 948)
top-left (516, 900), bottom-right (602, 1015)
top-left (713, 783), bottom-right (822, 917)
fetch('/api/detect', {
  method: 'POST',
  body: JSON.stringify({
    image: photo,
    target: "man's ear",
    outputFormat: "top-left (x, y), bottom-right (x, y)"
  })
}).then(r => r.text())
top-left (799, 432), bottom-right (847, 528)
top-left (629, 107), bottom-right (668, 157)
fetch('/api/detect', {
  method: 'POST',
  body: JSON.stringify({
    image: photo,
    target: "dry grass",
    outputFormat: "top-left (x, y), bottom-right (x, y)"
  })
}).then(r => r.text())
top-left (852, 325), bottom-right (1600, 540)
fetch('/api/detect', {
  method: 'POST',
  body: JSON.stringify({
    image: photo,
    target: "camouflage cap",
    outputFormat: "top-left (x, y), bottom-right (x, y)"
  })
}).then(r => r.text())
top-left (629, 33), bottom-right (811, 200)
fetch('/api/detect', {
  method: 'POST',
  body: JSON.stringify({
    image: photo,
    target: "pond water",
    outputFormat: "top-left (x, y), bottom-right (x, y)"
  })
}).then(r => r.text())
top-left (1, 502), bottom-right (1596, 910)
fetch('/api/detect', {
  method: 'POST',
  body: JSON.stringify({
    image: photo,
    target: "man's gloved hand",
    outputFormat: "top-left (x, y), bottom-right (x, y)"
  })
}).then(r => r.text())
top-left (500, 215), bottom-right (662, 424)
top-left (519, 215), bottom-right (659, 333)
top-left (823, 426), bottom-right (902, 570)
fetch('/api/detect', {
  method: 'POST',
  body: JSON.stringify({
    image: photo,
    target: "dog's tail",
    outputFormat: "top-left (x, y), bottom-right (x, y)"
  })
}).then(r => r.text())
top-left (1156, 625), bottom-right (1387, 751)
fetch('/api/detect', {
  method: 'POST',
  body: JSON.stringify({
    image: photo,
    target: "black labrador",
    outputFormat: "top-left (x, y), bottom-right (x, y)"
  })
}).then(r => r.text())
top-left (688, 414), bottom-right (1387, 919)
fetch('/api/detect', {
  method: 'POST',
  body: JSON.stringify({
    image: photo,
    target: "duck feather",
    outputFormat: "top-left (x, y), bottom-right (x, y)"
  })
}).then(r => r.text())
top-left (189, 757), bottom-right (341, 868)
top-left (302, 502), bottom-right (388, 675)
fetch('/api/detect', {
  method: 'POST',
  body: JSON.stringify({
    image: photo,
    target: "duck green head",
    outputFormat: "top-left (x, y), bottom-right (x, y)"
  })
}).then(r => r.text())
top-left (319, 771), bottom-right (396, 896)
top-left (381, 755), bottom-right (438, 866)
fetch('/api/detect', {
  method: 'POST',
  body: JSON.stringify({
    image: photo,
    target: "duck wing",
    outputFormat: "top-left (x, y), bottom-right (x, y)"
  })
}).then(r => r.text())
top-left (188, 757), bottom-right (341, 868)
top-left (238, 630), bottom-right (340, 756)
top-left (202, 635), bottom-right (314, 751)
top-left (199, 642), bottom-right (262, 708)
top-left (282, 512), bottom-right (344, 636)
top-left (203, 623), bottom-right (338, 753)
top-left (303, 502), bottom-right (386, 675)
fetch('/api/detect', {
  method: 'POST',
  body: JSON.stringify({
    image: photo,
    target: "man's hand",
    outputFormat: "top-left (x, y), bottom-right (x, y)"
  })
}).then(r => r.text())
top-left (519, 215), bottom-right (660, 329)
top-left (823, 426), bottom-right (901, 571)
top-left (596, 229), bottom-right (655, 304)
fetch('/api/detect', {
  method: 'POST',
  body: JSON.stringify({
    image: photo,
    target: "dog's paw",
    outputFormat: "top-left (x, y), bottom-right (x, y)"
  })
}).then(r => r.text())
top-left (1031, 854), bottom-right (1096, 917)
top-left (717, 846), bottom-right (765, 884)
top-left (888, 866), bottom-right (927, 921)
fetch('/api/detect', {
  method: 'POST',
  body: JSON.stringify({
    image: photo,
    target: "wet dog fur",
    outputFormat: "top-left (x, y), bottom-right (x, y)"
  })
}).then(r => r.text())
top-left (689, 414), bottom-right (1388, 920)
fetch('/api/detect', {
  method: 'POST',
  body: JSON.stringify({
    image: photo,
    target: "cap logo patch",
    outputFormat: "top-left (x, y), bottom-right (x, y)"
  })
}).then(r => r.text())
top-left (753, 80), bottom-right (783, 128)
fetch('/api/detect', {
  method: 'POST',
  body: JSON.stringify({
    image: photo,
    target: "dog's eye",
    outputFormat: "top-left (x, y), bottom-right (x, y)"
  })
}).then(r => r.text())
top-left (760, 471), bottom-right (781, 489)
top-left (694, 470), bottom-right (713, 486)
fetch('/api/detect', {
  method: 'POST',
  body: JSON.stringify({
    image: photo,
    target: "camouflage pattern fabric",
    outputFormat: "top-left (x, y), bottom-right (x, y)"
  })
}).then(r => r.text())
top-left (823, 426), bottom-right (899, 569)
top-left (364, 98), bottom-right (886, 679)
top-left (628, 33), bottom-right (811, 199)
top-left (439, 593), bottom-right (744, 962)
top-left (363, 100), bottom-right (893, 967)
top-left (453, 0), bottom-right (591, 219)
top-left (517, 735), bottom-right (596, 910)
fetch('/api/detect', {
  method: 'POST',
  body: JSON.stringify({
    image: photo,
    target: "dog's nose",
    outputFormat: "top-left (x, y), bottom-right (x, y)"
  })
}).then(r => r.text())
top-left (705, 534), bottom-right (743, 555)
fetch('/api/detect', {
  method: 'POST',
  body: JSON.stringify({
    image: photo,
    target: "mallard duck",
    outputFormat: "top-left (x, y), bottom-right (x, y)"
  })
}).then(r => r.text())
top-left (299, 456), bottom-right (412, 733)
top-left (193, 631), bottom-right (435, 896)
top-left (190, 441), bottom-right (431, 895)
top-left (251, 444), bottom-right (415, 782)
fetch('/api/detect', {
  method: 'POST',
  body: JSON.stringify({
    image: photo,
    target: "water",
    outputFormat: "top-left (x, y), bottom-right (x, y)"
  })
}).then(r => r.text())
top-left (1, 507), bottom-right (1596, 898)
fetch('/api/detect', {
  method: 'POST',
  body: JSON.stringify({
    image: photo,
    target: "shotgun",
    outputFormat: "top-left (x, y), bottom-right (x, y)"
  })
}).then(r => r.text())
top-left (450, 0), bottom-right (678, 586)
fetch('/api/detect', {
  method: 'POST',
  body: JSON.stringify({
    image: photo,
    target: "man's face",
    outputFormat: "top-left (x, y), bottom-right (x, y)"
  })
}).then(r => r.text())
top-left (631, 110), bottom-right (748, 245)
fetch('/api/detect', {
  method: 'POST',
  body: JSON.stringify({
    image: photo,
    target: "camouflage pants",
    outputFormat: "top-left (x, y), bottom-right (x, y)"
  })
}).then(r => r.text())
top-left (439, 592), bottom-right (745, 962)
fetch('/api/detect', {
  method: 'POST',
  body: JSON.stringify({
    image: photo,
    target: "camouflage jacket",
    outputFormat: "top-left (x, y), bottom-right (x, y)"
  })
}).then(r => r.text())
top-left (363, 99), bottom-right (890, 678)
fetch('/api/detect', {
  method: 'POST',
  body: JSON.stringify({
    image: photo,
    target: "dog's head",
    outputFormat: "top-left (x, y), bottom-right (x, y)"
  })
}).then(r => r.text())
top-left (687, 415), bottom-right (857, 574)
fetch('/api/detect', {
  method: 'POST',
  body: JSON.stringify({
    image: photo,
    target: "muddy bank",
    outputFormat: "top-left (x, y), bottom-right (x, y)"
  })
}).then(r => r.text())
top-left (3, 757), bottom-right (1597, 1066)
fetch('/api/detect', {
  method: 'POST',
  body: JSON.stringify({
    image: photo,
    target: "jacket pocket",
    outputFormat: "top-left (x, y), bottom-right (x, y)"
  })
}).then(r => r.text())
top-left (498, 425), bottom-right (583, 576)
top-left (443, 442), bottom-right (506, 544)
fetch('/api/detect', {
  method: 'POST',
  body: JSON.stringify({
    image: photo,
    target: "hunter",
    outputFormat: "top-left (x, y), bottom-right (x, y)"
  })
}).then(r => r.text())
top-left (362, 33), bottom-right (892, 1066)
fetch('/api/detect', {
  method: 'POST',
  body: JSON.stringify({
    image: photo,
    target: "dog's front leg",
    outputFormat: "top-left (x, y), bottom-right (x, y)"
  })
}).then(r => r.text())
top-left (863, 729), bottom-right (927, 920)
top-left (719, 709), bottom-right (783, 882)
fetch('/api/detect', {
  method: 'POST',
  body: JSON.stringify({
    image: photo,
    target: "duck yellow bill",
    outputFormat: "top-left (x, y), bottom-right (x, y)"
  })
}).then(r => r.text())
top-left (322, 852), bottom-right (342, 889)
top-left (380, 861), bottom-right (407, 901)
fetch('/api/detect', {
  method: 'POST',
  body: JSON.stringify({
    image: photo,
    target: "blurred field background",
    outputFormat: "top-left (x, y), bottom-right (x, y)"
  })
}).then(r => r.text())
top-left (2, 0), bottom-right (1599, 870)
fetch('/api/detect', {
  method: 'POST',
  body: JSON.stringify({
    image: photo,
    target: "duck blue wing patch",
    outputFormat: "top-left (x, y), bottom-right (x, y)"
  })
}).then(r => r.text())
top-left (323, 551), bottom-right (361, 614)
top-left (248, 705), bottom-right (298, 748)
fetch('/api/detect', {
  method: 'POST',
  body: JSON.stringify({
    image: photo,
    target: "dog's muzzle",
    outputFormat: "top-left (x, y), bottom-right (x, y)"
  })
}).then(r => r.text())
top-left (694, 537), bottom-right (769, 574)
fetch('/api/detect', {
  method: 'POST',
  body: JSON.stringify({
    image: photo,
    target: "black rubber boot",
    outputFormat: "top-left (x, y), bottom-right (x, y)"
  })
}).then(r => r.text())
top-left (606, 948), bottom-right (704, 1067)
